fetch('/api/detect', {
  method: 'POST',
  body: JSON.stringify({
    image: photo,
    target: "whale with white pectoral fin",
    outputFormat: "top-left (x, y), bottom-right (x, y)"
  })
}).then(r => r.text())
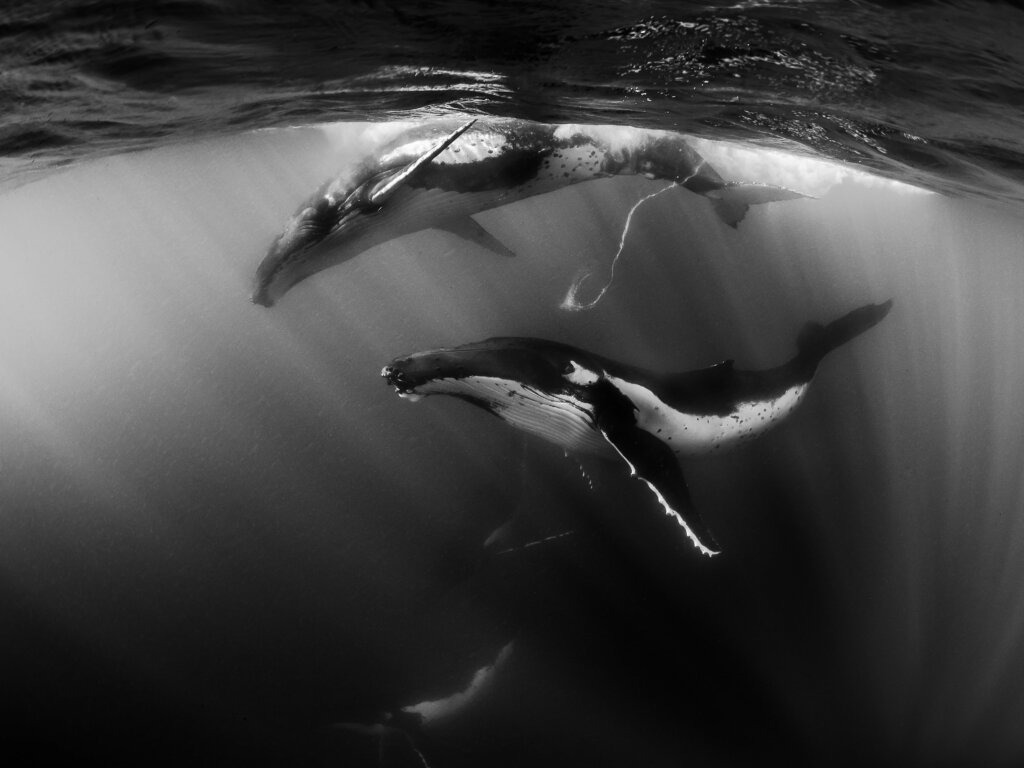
top-left (335, 640), bottom-right (515, 767)
top-left (382, 301), bottom-right (893, 557)
top-left (251, 118), bottom-right (806, 306)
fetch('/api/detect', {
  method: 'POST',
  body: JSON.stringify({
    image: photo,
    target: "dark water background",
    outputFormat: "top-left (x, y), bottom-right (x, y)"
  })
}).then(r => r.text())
top-left (2, 2), bottom-right (1024, 768)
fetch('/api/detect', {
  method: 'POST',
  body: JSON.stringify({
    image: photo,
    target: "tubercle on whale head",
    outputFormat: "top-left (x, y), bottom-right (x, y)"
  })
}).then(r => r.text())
top-left (381, 350), bottom-right (466, 400)
top-left (381, 363), bottom-right (418, 397)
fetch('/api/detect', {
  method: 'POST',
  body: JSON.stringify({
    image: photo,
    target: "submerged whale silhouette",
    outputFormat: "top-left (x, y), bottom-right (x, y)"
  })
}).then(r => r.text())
top-left (382, 301), bottom-right (893, 556)
top-left (335, 640), bottom-right (515, 767)
top-left (252, 118), bottom-right (805, 306)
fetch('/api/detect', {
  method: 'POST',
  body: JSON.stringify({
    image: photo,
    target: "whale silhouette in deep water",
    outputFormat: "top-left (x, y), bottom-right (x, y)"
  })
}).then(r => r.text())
top-left (382, 301), bottom-right (893, 557)
top-left (335, 640), bottom-right (515, 767)
top-left (251, 118), bottom-right (806, 306)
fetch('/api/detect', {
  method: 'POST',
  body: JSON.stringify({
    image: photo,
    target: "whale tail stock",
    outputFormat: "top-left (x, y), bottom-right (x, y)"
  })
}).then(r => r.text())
top-left (796, 299), bottom-right (894, 371)
top-left (709, 183), bottom-right (808, 227)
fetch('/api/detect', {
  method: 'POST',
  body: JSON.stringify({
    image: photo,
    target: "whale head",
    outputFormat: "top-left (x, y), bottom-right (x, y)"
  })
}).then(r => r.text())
top-left (250, 167), bottom-right (396, 307)
top-left (382, 338), bottom-right (613, 459)
top-left (252, 120), bottom-right (478, 307)
top-left (381, 338), bottom-right (602, 402)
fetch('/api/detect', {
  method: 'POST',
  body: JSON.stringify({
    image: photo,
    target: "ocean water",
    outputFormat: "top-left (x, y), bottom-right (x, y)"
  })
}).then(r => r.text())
top-left (4, 0), bottom-right (1024, 202)
top-left (1, 3), bottom-right (1024, 768)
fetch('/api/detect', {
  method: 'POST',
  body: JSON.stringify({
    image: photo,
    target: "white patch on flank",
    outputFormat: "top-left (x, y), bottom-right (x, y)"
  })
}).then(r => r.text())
top-left (563, 360), bottom-right (599, 386)
top-left (606, 375), bottom-right (810, 457)
top-left (415, 375), bottom-right (611, 457)
top-left (401, 642), bottom-right (515, 726)
top-left (601, 429), bottom-right (719, 557)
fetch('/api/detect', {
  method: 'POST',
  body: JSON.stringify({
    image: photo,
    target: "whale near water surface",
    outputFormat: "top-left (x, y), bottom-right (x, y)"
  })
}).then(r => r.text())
top-left (251, 118), bottom-right (806, 307)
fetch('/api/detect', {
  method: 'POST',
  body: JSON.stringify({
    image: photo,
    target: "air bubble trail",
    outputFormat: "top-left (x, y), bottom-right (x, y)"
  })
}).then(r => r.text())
top-left (560, 181), bottom-right (678, 311)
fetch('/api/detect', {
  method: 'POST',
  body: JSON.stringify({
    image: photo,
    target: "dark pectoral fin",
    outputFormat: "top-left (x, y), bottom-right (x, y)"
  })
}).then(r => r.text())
top-left (438, 217), bottom-right (516, 257)
top-left (599, 424), bottom-right (721, 557)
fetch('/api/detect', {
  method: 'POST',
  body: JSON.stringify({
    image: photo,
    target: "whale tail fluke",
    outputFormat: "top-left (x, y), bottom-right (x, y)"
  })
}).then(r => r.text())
top-left (797, 299), bottom-right (894, 369)
top-left (709, 183), bottom-right (808, 227)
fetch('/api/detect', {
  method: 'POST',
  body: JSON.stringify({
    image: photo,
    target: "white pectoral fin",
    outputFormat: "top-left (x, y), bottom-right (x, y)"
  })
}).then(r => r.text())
top-left (599, 424), bottom-right (721, 557)
top-left (401, 641), bottom-right (515, 725)
top-left (369, 119), bottom-right (477, 205)
top-left (437, 217), bottom-right (516, 257)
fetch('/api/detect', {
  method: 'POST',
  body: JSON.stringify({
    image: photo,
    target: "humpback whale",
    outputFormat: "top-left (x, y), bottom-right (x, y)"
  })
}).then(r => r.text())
top-left (251, 119), bottom-right (805, 306)
top-left (382, 301), bottom-right (893, 557)
top-left (335, 640), bottom-right (515, 767)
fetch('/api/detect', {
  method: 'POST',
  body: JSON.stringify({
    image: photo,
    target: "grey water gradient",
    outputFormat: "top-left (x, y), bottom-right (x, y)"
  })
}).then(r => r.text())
top-left (1, 126), bottom-right (1023, 765)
